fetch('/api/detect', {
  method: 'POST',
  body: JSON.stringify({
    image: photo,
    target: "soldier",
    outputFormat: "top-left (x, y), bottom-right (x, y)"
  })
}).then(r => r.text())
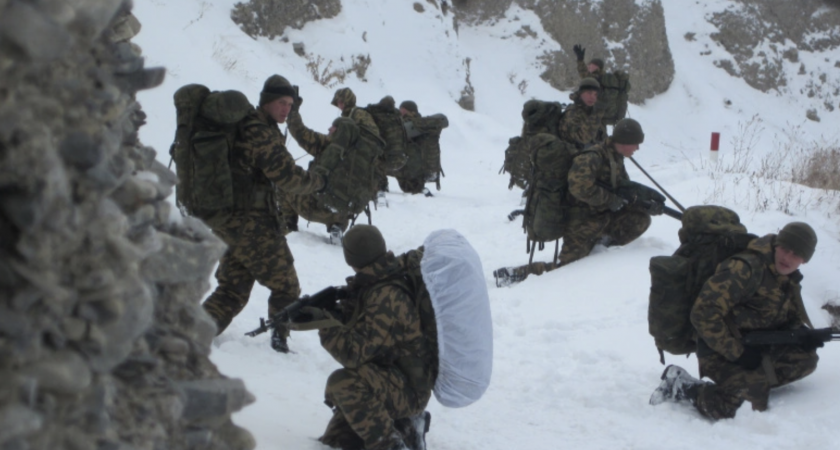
top-left (396, 100), bottom-right (449, 195)
top-left (573, 44), bottom-right (631, 127)
top-left (494, 118), bottom-right (653, 286)
top-left (309, 225), bottom-right (434, 450)
top-left (558, 77), bottom-right (605, 149)
top-left (285, 95), bottom-right (351, 244)
top-left (573, 44), bottom-right (605, 83)
top-left (651, 222), bottom-right (821, 420)
top-left (201, 74), bottom-right (326, 353)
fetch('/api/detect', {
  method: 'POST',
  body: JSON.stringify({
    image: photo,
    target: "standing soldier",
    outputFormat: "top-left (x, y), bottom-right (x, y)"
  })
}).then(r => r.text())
top-left (651, 222), bottom-right (822, 420)
top-left (333, 87), bottom-right (389, 203)
top-left (397, 100), bottom-right (449, 195)
top-left (557, 77), bottom-right (605, 149)
top-left (573, 44), bottom-right (631, 127)
top-left (494, 118), bottom-right (656, 286)
top-left (201, 75), bottom-right (326, 353)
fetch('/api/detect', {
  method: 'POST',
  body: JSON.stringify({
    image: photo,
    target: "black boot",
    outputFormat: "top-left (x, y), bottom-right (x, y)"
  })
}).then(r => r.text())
top-left (493, 266), bottom-right (529, 288)
top-left (507, 209), bottom-right (525, 221)
top-left (650, 365), bottom-right (704, 405)
top-left (271, 325), bottom-right (290, 353)
top-left (328, 224), bottom-right (344, 246)
top-left (395, 411), bottom-right (430, 450)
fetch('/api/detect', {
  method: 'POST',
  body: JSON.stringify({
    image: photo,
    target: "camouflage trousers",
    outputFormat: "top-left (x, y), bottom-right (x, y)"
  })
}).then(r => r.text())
top-left (202, 211), bottom-right (302, 335)
top-left (694, 346), bottom-right (819, 419)
top-left (514, 208), bottom-right (651, 277)
top-left (320, 365), bottom-right (428, 450)
top-left (283, 193), bottom-right (350, 232)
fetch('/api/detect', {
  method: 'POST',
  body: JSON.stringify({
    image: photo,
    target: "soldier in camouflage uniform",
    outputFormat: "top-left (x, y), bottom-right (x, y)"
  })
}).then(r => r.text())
top-left (494, 119), bottom-right (652, 286)
top-left (558, 78), bottom-right (605, 149)
top-left (284, 97), bottom-right (351, 243)
top-left (332, 87), bottom-right (390, 197)
top-left (652, 222), bottom-right (821, 420)
top-left (396, 100), bottom-right (448, 195)
top-left (201, 75), bottom-right (325, 353)
top-left (306, 225), bottom-right (434, 450)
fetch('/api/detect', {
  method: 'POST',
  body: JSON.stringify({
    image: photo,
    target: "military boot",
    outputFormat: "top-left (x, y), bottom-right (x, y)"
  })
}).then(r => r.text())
top-left (328, 224), bottom-right (344, 246)
top-left (649, 365), bottom-right (705, 405)
top-left (271, 324), bottom-right (291, 353)
top-left (395, 411), bottom-right (431, 450)
top-left (493, 266), bottom-right (529, 288)
top-left (507, 209), bottom-right (525, 221)
top-left (423, 187), bottom-right (434, 197)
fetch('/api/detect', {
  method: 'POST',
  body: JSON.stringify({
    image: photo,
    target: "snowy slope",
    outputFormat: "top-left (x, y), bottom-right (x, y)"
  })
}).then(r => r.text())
top-left (133, 1), bottom-right (840, 449)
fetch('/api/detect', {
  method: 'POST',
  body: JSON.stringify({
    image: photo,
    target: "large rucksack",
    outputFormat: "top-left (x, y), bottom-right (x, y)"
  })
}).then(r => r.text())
top-left (598, 71), bottom-right (631, 126)
top-left (394, 229), bottom-right (493, 408)
top-left (400, 113), bottom-right (449, 191)
top-left (502, 100), bottom-right (565, 190)
top-left (362, 97), bottom-right (409, 175)
top-left (170, 84), bottom-right (255, 219)
top-left (520, 134), bottom-right (577, 262)
top-left (648, 205), bottom-right (757, 363)
top-left (309, 117), bottom-right (381, 216)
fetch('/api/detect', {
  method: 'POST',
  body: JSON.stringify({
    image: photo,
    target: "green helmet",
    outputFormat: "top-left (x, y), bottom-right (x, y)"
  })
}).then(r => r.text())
top-left (578, 77), bottom-right (600, 92)
top-left (777, 222), bottom-right (817, 262)
top-left (612, 118), bottom-right (644, 145)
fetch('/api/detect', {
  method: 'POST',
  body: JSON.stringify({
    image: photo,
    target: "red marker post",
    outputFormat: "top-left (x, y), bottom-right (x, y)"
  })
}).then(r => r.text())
top-left (710, 132), bottom-right (720, 163)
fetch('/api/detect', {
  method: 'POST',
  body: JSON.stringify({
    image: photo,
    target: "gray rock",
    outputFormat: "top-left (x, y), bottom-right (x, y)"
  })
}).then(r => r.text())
top-left (175, 379), bottom-right (255, 427)
top-left (19, 351), bottom-right (92, 395)
top-left (0, 1), bottom-right (73, 61)
top-left (0, 404), bottom-right (42, 443)
top-left (59, 132), bottom-right (104, 170)
top-left (140, 232), bottom-right (226, 284)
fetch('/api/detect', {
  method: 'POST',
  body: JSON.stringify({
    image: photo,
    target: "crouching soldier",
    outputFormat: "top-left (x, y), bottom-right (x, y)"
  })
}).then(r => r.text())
top-left (651, 222), bottom-right (822, 419)
top-left (292, 225), bottom-right (435, 450)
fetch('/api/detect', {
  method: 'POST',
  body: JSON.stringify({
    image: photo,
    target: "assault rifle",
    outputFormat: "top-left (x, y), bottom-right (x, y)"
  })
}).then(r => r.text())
top-left (743, 327), bottom-right (840, 347)
top-left (596, 180), bottom-right (682, 221)
top-left (244, 286), bottom-right (345, 337)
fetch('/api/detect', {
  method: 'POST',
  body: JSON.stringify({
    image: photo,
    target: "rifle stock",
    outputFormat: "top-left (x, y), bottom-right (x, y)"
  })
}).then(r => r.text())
top-left (743, 327), bottom-right (840, 346)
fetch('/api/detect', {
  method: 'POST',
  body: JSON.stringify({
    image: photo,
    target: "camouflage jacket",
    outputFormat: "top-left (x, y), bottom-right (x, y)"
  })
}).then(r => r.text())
top-left (566, 139), bottom-right (629, 212)
top-left (320, 252), bottom-right (426, 371)
top-left (691, 234), bottom-right (810, 362)
top-left (557, 97), bottom-right (604, 149)
top-left (346, 107), bottom-right (382, 142)
top-left (577, 60), bottom-right (602, 80)
top-left (286, 110), bottom-right (330, 157)
top-left (234, 108), bottom-right (325, 196)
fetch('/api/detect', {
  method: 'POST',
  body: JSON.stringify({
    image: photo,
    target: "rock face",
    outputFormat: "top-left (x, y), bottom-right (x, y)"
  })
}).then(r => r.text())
top-left (706, 0), bottom-right (840, 116)
top-left (0, 1), bottom-right (253, 449)
top-left (232, 0), bottom-right (342, 39)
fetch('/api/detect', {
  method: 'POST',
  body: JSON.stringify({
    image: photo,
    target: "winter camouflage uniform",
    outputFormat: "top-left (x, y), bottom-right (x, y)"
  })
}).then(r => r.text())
top-left (201, 106), bottom-right (325, 334)
top-left (558, 92), bottom-right (605, 149)
top-left (284, 109), bottom-right (351, 232)
top-left (319, 252), bottom-right (434, 450)
top-left (690, 234), bottom-right (818, 419)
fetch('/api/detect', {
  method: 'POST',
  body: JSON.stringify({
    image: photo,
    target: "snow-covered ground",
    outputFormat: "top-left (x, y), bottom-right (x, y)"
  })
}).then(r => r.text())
top-left (134, 2), bottom-right (840, 449)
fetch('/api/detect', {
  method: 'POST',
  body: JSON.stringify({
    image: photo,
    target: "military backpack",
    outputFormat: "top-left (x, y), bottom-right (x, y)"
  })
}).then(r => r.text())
top-left (647, 205), bottom-right (757, 363)
top-left (169, 84), bottom-right (256, 220)
top-left (597, 71), bottom-right (631, 126)
top-left (309, 117), bottom-right (381, 216)
top-left (399, 113), bottom-right (449, 192)
top-left (502, 100), bottom-right (565, 191)
top-left (361, 97), bottom-right (409, 175)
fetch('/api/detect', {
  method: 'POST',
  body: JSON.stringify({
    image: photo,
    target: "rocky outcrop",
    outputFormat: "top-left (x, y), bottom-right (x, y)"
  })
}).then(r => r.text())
top-left (232, 0), bottom-right (342, 40)
top-left (706, 0), bottom-right (840, 116)
top-left (0, 1), bottom-right (253, 449)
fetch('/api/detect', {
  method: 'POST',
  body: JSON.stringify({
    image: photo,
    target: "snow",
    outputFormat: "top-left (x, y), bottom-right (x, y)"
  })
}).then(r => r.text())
top-left (133, 1), bottom-right (840, 449)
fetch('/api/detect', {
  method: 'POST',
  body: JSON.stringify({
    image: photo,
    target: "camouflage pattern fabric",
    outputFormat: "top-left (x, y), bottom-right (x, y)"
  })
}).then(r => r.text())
top-left (577, 60), bottom-right (602, 80)
top-left (201, 107), bottom-right (322, 334)
top-left (286, 110), bottom-right (329, 156)
top-left (558, 98), bottom-right (605, 149)
top-left (689, 234), bottom-right (818, 417)
top-left (558, 207), bottom-right (650, 265)
top-left (202, 211), bottom-right (301, 335)
top-left (566, 139), bottom-right (630, 210)
top-left (284, 192), bottom-right (350, 232)
top-left (318, 252), bottom-right (432, 450)
top-left (396, 110), bottom-right (446, 191)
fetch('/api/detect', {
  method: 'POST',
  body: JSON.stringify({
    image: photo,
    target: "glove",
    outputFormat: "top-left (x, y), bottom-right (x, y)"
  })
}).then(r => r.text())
top-left (799, 327), bottom-right (826, 351)
top-left (291, 86), bottom-right (303, 112)
top-left (733, 347), bottom-right (762, 370)
top-left (573, 44), bottom-right (585, 62)
top-left (606, 195), bottom-right (627, 212)
top-left (289, 306), bottom-right (343, 330)
top-left (645, 200), bottom-right (665, 216)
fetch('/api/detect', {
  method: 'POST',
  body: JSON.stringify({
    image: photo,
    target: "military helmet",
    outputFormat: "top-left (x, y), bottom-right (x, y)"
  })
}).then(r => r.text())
top-left (578, 77), bottom-right (601, 92)
top-left (611, 118), bottom-right (645, 145)
top-left (343, 225), bottom-right (387, 269)
top-left (777, 222), bottom-right (817, 262)
top-left (260, 75), bottom-right (296, 106)
top-left (331, 87), bottom-right (357, 109)
top-left (399, 100), bottom-right (419, 114)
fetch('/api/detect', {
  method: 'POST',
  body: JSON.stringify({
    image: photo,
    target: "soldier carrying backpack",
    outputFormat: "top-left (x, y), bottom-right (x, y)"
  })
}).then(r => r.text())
top-left (169, 75), bottom-right (326, 353)
top-left (573, 44), bottom-right (631, 127)
top-left (255, 226), bottom-right (492, 450)
top-left (494, 118), bottom-right (664, 287)
top-left (650, 219), bottom-right (825, 421)
top-left (396, 101), bottom-right (450, 196)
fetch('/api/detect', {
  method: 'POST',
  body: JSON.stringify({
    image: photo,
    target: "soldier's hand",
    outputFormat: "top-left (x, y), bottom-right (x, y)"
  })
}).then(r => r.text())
top-left (573, 44), bottom-right (585, 61)
top-left (645, 200), bottom-right (665, 216)
top-left (292, 95), bottom-right (303, 112)
top-left (606, 196), bottom-right (627, 212)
